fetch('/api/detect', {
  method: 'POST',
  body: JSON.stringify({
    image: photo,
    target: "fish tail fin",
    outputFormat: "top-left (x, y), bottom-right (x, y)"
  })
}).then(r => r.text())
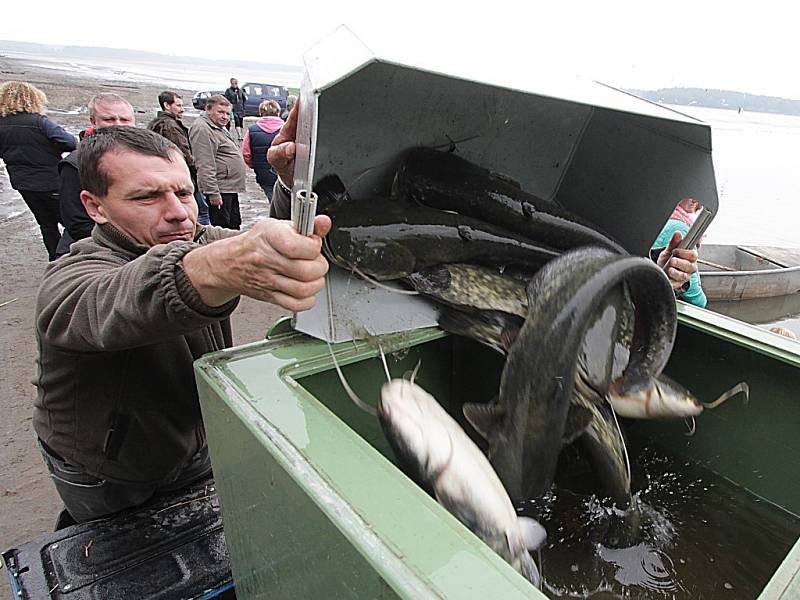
top-left (506, 529), bottom-right (543, 589)
top-left (703, 381), bottom-right (749, 409)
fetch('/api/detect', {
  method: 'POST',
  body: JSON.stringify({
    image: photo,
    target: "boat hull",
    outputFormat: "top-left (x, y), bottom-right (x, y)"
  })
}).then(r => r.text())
top-left (699, 244), bottom-right (800, 300)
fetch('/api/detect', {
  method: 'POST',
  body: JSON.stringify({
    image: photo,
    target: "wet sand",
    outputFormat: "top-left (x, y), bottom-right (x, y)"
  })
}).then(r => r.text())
top-left (0, 55), bottom-right (287, 583)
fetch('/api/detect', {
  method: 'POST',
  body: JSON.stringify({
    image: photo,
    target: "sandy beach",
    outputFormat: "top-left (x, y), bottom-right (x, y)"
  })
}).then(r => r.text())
top-left (0, 54), bottom-right (288, 582)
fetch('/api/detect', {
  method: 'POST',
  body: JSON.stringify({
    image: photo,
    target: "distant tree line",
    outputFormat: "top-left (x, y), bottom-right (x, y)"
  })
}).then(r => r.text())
top-left (629, 87), bottom-right (800, 116)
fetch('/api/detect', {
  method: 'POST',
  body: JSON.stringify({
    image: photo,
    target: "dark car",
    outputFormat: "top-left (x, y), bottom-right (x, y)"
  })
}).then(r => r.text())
top-left (192, 90), bottom-right (224, 111)
top-left (240, 82), bottom-right (289, 117)
top-left (192, 83), bottom-right (289, 116)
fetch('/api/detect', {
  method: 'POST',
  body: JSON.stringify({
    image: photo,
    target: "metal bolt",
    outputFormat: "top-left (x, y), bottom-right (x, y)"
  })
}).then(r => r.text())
top-left (50, 543), bottom-right (58, 550)
top-left (63, 584), bottom-right (72, 591)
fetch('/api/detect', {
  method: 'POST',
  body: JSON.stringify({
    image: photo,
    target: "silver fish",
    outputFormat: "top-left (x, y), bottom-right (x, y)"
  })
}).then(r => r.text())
top-left (379, 379), bottom-right (546, 587)
top-left (608, 375), bottom-right (749, 419)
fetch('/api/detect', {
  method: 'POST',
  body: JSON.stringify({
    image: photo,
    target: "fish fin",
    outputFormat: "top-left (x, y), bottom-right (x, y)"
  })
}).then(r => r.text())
top-left (562, 405), bottom-right (593, 445)
top-left (506, 530), bottom-right (543, 588)
top-left (462, 402), bottom-right (506, 441)
top-left (702, 381), bottom-right (749, 409)
top-left (517, 516), bottom-right (547, 551)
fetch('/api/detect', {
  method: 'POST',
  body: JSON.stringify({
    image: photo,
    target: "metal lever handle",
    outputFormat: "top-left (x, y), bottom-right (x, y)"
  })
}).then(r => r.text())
top-left (292, 189), bottom-right (318, 237)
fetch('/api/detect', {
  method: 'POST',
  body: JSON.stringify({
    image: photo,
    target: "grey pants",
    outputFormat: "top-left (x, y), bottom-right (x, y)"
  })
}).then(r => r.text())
top-left (38, 439), bottom-right (213, 523)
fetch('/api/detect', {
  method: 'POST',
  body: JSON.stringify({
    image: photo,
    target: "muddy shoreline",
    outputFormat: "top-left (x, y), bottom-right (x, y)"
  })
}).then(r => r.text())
top-left (0, 56), bottom-right (287, 587)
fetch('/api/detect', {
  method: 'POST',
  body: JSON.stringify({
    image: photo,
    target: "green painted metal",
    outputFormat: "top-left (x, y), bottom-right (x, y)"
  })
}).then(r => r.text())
top-left (196, 328), bottom-right (538, 599)
top-left (196, 310), bottom-right (800, 599)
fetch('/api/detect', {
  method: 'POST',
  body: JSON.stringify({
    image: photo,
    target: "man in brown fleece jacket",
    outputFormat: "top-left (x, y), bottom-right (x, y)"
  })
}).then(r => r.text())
top-left (34, 126), bottom-right (330, 523)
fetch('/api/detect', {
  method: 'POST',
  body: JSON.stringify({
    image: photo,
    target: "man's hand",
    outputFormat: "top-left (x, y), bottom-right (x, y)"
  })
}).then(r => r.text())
top-left (657, 231), bottom-right (699, 290)
top-left (182, 215), bottom-right (332, 311)
top-left (267, 100), bottom-right (298, 187)
top-left (207, 195), bottom-right (223, 208)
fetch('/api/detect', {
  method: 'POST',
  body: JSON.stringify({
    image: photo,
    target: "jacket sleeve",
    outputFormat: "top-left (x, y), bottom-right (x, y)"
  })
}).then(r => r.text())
top-left (59, 161), bottom-right (95, 241)
top-left (150, 119), bottom-right (194, 167)
top-left (36, 240), bottom-right (239, 352)
top-left (189, 123), bottom-right (220, 197)
top-left (269, 180), bottom-right (292, 219)
top-left (242, 130), bottom-right (253, 167)
top-left (40, 116), bottom-right (77, 152)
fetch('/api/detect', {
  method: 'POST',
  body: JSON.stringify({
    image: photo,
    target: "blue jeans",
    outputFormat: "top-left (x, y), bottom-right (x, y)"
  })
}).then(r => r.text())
top-left (195, 189), bottom-right (210, 225)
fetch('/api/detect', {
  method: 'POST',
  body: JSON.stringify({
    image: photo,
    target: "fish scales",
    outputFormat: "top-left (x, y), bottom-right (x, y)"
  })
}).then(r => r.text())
top-left (407, 263), bottom-right (529, 318)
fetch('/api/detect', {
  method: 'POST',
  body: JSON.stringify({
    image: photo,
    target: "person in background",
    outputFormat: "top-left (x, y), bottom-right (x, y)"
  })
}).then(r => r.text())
top-left (280, 94), bottom-right (297, 121)
top-left (652, 197), bottom-right (707, 308)
top-left (0, 81), bottom-right (76, 261)
top-left (148, 91), bottom-right (209, 225)
top-left (34, 126), bottom-right (330, 525)
top-left (189, 94), bottom-right (246, 229)
top-left (223, 78), bottom-right (247, 140)
top-left (242, 100), bottom-right (283, 202)
top-left (56, 92), bottom-right (135, 256)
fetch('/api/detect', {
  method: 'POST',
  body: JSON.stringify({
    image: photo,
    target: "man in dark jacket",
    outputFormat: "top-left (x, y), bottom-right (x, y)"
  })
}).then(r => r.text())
top-left (35, 126), bottom-right (330, 523)
top-left (56, 93), bottom-right (135, 256)
top-left (223, 78), bottom-right (247, 140)
top-left (148, 91), bottom-right (209, 225)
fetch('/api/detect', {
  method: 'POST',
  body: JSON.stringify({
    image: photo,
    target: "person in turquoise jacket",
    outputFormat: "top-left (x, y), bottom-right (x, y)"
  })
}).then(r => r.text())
top-left (652, 198), bottom-right (707, 308)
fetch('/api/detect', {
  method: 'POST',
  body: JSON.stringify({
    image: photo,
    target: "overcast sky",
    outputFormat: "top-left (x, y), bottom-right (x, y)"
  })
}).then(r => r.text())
top-left (2, 0), bottom-right (799, 99)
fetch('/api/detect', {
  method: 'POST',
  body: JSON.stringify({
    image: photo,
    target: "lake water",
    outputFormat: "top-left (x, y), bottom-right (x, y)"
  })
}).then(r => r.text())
top-left (679, 105), bottom-right (800, 249)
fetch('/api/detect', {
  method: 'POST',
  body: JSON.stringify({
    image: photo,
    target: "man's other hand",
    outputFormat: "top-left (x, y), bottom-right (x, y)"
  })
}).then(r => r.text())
top-left (657, 231), bottom-right (699, 290)
top-left (267, 100), bottom-right (298, 187)
top-left (207, 195), bottom-right (223, 208)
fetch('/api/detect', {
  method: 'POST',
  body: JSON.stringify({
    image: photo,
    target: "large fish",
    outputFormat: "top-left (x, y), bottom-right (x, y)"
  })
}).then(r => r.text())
top-left (392, 147), bottom-right (627, 254)
top-left (407, 263), bottom-right (529, 318)
top-left (378, 378), bottom-right (547, 587)
top-left (462, 247), bottom-right (676, 503)
top-left (315, 174), bottom-right (559, 280)
top-left (443, 304), bottom-right (632, 507)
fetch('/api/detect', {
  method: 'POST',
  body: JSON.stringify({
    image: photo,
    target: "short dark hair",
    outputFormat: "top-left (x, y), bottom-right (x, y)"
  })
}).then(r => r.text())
top-left (79, 126), bottom-right (180, 197)
top-left (158, 90), bottom-right (181, 110)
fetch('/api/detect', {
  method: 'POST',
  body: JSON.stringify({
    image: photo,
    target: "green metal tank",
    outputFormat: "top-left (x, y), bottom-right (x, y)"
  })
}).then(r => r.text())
top-left (195, 304), bottom-right (800, 599)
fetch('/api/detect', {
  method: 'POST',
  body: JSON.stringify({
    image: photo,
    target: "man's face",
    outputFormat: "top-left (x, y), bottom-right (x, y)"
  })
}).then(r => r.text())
top-left (165, 97), bottom-right (184, 118)
top-left (90, 101), bottom-right (135, 128)
top-left (81, 149), bottom-right (198, 247)
top-left (206, 103), bottom-right (230, 128)
top-left (230, 79), bottom-right (238, 88)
